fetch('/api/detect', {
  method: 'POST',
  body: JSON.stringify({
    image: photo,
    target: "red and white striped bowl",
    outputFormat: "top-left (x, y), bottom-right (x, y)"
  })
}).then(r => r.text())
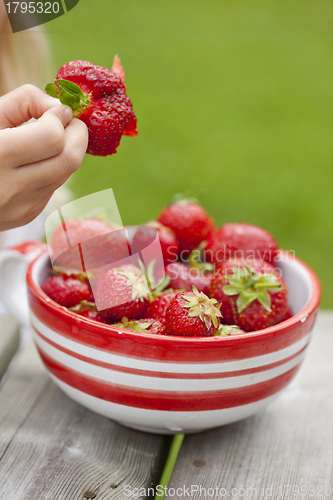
top-left (27, 250), bottom-right (321, 434)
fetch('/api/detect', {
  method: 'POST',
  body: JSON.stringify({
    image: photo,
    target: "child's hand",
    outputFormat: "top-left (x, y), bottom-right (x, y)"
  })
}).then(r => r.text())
top-left (0, 84), bottom-right (88, 231)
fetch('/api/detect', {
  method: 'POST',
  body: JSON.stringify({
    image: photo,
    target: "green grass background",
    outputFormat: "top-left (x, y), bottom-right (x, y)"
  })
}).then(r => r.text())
top-left (47, 0), bottom-right (333, 307)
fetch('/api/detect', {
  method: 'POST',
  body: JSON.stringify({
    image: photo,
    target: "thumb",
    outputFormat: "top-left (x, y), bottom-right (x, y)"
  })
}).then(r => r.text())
top-left (40, 104), bottom-right (73, 128)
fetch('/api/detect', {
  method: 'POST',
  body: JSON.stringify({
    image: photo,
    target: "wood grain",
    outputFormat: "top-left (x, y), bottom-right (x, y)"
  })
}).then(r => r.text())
top-left (0, 343), bottom-right (168, 499)
top-left (0, 315), bottom-right (20, 381)
top-left (166, 311), bottom-right (333, 500)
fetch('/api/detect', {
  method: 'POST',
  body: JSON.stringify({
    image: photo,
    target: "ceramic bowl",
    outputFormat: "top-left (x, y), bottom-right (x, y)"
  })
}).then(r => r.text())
top-left (27, 250), bottom-right (321, 434)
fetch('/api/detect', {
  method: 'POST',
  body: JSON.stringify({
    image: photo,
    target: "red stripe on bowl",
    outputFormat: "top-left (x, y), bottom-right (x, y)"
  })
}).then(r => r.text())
top-left (29, 291), bottom-right (318, 364)
top-left (37, 346), bottom-right (302, 411)
top-left (34, 327), bottom-right (308, 380)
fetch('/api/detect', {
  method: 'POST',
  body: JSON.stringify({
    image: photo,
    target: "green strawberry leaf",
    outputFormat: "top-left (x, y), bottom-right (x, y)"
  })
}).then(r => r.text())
top-left (211, 314), bottom-right (218, 329)
top-left (226, 276), bottom-right (244, 289)
top-left (231, 267), bottom-right (247, 280)
top-left (153, 275), bottom-right (171, 295)
top-left (269, 285), bottom-right (284, 294)
top-left (171, 193), bottom-right (199, 205)
top-left (244, 276), bottom-right (260, 288)
top-left (215, 324), bottom-right (244, 336)
top-left (44, 79), bottom-right (91, 115)
top-left (56, 79), bottom-right (86, 100)
top-left (44, 83), bottom-right (58, 99)
top-left (236, 290), bottom-right (257, 313)
top-left (222, 285), bottom-right (240, 296)
top-left (257, 289), bottom-right (272, 312)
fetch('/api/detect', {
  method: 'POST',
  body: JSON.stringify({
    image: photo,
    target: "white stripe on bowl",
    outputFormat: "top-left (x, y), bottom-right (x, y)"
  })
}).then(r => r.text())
top-left (34, 332), bottom-right (307, 392)
top-left (49, 375), bottom-right (288, 433)
top-left (31, 312), bottom-right (312, 374)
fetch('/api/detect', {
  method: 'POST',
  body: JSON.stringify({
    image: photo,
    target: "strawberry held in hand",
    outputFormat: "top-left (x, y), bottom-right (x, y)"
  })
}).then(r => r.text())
top-left (165, 287), bottom-right (222, 337)
top-left (210, 259), bottom-right (288, 332)
top-left (45, 56), bottom-right (137, 156)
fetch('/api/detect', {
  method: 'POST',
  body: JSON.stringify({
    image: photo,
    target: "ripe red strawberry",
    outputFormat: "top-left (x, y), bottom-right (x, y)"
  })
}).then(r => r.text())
top-left (165, 287), bottom-right (221, 337)
top-left (113, 317), bottom-right (166, 335)
top-left (144, 291), bottom-right (179, 326)
top-left (93, 264), bottom-right (148, 321)
top-left (45, 56), bottom-right (137, 156)
top-left (210, 258), bottom-right (288, 332)
top-left (41, 275), bottom-right (93, 308)
top-left (157, 197), bottom-right (215, 258)
top-left (69, 300), bottom-right (106, 323)
top-left (50, 218), bottom-right (116, 272)
top-left (78, 309), bottom-right (106, 323)
top-left (205, 223), bottom-right (279, 266)
top-left (280, 306), bottom-right (293, 323)
top-left (132, 221), bottom-right (179, 264)
top-left (165, 262), bottom-right (212, 295)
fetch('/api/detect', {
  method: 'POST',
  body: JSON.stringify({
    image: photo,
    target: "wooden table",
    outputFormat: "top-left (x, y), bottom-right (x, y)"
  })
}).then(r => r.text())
top-left (0, 312), bottom-right (332, 499)
top-left (166, 311), bottom-right (333, 500)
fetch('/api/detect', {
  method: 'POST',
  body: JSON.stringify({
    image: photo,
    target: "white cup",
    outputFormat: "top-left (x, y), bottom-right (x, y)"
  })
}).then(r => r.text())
top-left (0, 241), bottom-right (46, 325)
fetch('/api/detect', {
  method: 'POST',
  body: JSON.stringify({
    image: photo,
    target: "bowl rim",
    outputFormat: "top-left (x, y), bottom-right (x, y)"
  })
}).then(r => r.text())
top-left (27, 249), bottom-right (321, 344)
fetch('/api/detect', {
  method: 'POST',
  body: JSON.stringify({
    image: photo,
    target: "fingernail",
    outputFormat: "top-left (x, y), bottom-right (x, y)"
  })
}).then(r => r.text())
top-left (64, 107), bottom-right (73, 124)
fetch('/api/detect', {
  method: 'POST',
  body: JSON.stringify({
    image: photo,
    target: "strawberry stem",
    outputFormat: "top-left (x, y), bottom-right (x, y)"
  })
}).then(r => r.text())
top-left (44, 79), bottom-right (91, 116)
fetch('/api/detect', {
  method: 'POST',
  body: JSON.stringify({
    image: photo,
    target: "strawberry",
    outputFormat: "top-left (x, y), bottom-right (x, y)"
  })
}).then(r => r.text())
top-left (113, 317), bottom-right (166, 335)
top-left (205, 223), bottom-right (279, 267)
top-left (210, 258), bottom-right (288, 332)
top-left (50, 218), bottom-right (116, 272)
top-left (132, 221), bottom-right (179, 265)
top-left (280, 306), bottom-right (293, 322)
top-left (165, 262), bottom-right (212, 296)
top-left (165, 287), bottom-right (221, 337)
top-left (69, 300), bottom-right (106, 323)
top-left (111, 54), bottom-right (126, 81)
top-left (41, 275), bottom-right (93, 308)
top-left (45, 56), bottom-right (137, 156)
top-left (77, 309), bottom-right (106, 323)
top-left (144, 291), bottom-right (179, 326)
top-left (93, 264), bottom-right (148, 321)
top-left (157, 196), bottom-right (215, 258)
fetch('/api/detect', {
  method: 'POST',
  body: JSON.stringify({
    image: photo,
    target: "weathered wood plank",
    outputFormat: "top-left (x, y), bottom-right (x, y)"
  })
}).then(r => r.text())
top-left (0, 343), bottom-right (168, 499)
top-left (0, 315), bottom-right (20, 381)
top-left (166, 311), bottom-right (333, 500)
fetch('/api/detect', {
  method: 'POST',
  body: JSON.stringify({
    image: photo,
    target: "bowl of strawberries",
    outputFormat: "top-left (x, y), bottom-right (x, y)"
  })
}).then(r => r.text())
top-left (24, 197), bottom-right (321, 434)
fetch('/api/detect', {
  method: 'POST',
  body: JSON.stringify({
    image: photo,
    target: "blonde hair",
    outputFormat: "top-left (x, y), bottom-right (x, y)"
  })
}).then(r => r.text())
top-left (0, 14), bottom-right (54, 249)
top-left (0, 15), bottom-right (51, 95)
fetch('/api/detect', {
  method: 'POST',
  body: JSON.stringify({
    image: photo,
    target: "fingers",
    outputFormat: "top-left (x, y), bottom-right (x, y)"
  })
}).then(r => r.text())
top-left (0, 117), bottom-right (88, 231)
top-left (1, 105), bottom-right (74, 168)
top-left (0, 84), bottom-right (88, 232)
top-left (0, 193), bottom-right (53, 232)
top-left (12, 117), bottom-right (88, 190)
top-left (0, 84), bottom-right (62, 130)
